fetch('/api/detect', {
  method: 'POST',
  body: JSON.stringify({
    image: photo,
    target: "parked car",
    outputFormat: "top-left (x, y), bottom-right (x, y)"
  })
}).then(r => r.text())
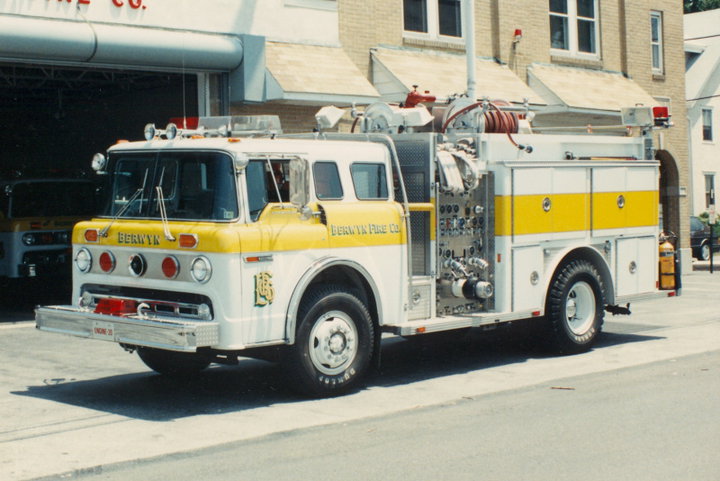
top-left (690, 216), bottom-right (720, 260)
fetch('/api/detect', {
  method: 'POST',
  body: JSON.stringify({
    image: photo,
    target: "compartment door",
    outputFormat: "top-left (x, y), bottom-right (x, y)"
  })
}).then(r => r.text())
top-left (512, 245), bottom-right (544, 311)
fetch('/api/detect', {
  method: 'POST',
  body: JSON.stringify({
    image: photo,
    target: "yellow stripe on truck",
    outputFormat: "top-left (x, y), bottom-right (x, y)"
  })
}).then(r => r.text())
top-left (495, 190), bottom-right (658, 237)
top-left (592, 190), bottom-right (658, 231)
top-left (74, 201), bottom-right (406, 254)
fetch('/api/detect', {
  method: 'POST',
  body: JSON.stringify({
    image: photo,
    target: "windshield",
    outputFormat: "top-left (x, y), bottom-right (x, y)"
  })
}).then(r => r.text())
top-left (5, 181), bottom-right (96, 218)
top-left (102, 151), bottom-right (238, 222)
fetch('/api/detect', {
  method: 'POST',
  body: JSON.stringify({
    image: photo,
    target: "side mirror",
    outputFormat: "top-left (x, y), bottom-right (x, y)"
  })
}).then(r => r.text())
top-left (288, 157), bottom-right (311, 217)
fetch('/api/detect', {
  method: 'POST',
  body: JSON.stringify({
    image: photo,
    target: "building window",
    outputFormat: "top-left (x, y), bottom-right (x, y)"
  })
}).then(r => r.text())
top-left (703, 108), bottom-right (714, 142)
top-left (705, 174), bottom-right (715, 208)
top-left (650, 11), bottom-right (663, 74)
top-left (403, 0), bottom-right (462, 39)
top-left (549, 0), bottom-right (599, 57)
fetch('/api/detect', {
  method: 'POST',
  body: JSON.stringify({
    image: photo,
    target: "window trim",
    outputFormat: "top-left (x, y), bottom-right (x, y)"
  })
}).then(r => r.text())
top-left (650, 11), bottom-right (664, 74)
top-left (312, 161), bottom-right (344, 200)
top-left (549, 0), bottom-right (600, 60)
top-left (350, 162), bottom-right (390, 201)
top-left (702, 108), bottom-right (714, 143)
top-left (402, 0), bottom-right (464, 43)
top-left (705, 173), bottom-right (716, 208)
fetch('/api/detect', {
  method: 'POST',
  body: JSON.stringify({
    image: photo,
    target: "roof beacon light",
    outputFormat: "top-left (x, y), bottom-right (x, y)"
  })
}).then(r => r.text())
top-left (165, 123), bottom-right (178, 140)
top-left (653, 106), bottom-right (671, 127)
top-left (144, 123), bottom-right (156, 141)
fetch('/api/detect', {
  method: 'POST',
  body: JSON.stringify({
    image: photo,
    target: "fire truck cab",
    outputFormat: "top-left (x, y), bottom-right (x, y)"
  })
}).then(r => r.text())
top-left (36, 101), bottom-right (674, 396)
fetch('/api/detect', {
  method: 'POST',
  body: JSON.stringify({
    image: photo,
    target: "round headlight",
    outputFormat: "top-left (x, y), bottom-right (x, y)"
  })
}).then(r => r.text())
top-left (75, 248), bottom-right (92, 273)
top-left (128, 254), bottom-right (146, 277)
top-left (190, 256), bottom-right (212, 283)
top-left (22, 233), bottom-right (36, 246)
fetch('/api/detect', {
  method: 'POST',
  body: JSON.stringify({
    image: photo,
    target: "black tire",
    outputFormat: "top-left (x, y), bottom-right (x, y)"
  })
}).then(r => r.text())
top-left (137, 347), bottom-right (211, 376)
top-left (284, 286), bottom-right (374, 397)
top-left (544, 259), bottom-right (605, 354)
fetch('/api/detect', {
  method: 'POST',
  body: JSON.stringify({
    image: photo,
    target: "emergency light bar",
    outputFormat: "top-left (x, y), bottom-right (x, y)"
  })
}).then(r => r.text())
top-left (144, 115), bottom-right (283, 140)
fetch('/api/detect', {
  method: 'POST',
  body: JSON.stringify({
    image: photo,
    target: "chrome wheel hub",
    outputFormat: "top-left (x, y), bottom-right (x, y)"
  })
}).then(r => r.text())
top-left (309, 311), bottom-right (357, 375)
top-left (565, 281), bottom-right (596, 335)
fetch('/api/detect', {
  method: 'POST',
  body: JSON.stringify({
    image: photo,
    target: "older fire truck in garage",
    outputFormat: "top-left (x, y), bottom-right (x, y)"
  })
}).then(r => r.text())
top-left (35, 98), bottom-right (676, 396)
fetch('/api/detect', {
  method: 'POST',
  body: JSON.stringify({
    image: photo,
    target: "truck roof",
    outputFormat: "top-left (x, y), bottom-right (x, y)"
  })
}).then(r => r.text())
top-left (107, 137), bottom-right (390, 161)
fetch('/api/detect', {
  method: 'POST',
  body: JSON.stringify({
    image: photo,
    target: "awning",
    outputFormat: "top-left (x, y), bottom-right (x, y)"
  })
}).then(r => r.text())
top-left (371, 47), bottom-right (545, 105)
top-left (528, 63), bottom-right (657, 112)
top-left (262, 42), bottom-right (380, 105)
top-left (0, 15), bottom-right (243, 72)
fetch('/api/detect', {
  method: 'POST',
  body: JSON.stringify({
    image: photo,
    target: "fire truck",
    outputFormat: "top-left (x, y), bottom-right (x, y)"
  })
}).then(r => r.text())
top-left (35, 98), bottom-right (675, 396)
top-left (0, 176), bottom-right (95, 280)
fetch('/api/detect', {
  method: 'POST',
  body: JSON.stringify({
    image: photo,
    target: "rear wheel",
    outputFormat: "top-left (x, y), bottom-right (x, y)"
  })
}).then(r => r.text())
top-left (545, 259), bottom-right (605, 354)
top-left (137, 347), bottom-right (211, 376)
top-left (284, 286), bottom-right (374, 397)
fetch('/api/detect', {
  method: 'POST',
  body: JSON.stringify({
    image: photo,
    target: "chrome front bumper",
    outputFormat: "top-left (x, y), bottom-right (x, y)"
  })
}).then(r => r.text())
top-left (35, 306), bottom-right (219, 352)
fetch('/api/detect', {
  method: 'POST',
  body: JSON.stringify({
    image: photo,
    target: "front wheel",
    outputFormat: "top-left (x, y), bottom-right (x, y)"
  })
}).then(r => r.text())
top-left (284, 286), bottom-right (374, 397)
top-left (545, 260), bottom-right (605, 354)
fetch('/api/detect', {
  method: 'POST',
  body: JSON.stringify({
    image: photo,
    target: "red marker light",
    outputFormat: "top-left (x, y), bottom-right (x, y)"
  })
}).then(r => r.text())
top-left (161, 256), bottom-right (179, 279)
top-left (99, 252), bottom-right (115, 273)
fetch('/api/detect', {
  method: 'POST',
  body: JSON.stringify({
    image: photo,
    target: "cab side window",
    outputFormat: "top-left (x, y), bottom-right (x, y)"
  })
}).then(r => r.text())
top-left (313, 162), bottom-right (343, 200)
top-left (351, 163), bottom-right (388, 200)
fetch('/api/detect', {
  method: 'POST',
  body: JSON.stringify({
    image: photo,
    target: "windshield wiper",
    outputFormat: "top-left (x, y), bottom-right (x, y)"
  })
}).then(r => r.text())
top-left (99, 188), bottom-right (143, 237)
top-left (100, 168), bottom-right (149, 238)
top-left (155, 185), bottom-right (176, 241)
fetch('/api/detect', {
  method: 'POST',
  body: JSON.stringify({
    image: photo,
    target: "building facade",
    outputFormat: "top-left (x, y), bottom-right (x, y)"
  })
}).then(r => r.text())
top-left (685, 9), bottom-right (720, 217)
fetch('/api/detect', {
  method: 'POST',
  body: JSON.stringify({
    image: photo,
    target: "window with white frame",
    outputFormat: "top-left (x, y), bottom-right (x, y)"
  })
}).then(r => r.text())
top-left (703, 108), bottom-right (714, 142)
top-left (549, 0), bottom-right (599, 57)
top-left (705, 174), bottom-right (715, 208)
top-left (403, 0), bottom-right (462, 39)
top-left (650, 11), bottom-right (663, 74)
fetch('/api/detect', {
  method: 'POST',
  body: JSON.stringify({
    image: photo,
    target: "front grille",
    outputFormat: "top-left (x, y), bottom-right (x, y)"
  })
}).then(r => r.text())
top-left (80, 284), bottom-right (214, 321)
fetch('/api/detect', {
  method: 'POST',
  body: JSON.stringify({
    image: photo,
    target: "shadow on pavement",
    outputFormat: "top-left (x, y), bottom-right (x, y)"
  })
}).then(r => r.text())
top-left (12, 323), bottom-right (664, 421)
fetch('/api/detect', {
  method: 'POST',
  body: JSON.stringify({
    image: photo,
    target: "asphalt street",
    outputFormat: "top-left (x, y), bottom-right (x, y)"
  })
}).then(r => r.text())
top-left (0, 267), bottom-right (719, 480)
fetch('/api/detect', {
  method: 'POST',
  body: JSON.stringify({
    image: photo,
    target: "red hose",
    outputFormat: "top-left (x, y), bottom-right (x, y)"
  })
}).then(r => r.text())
top-left (441, 101), bottom-right (520, 147)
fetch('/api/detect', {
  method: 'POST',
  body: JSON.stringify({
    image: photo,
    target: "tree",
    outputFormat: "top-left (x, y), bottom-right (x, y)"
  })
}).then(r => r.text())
top-left (685, 0), bottom-right (720, 13)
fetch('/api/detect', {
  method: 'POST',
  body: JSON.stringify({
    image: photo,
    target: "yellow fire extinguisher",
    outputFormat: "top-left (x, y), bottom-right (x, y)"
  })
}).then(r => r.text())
top-left (659, 238), bottom-right (675, 290)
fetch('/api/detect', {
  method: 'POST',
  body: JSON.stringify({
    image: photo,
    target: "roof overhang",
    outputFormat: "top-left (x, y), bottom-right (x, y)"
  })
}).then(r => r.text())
top-left (370, 46), bottom-right (546, 105)
top-left (0, 15), bottom-right (243, 72)
top-left (262, 42), bottom-right (380, 106)
top-left (528, 63), bottom-right (658, 120)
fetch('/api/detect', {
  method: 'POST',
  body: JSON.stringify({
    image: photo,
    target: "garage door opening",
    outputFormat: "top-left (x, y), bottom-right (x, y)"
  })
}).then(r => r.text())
top-left (0, 63), bottom-right (198, 174)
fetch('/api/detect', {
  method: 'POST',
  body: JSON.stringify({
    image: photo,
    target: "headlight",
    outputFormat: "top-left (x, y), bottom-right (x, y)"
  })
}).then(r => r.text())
top-left (128, 254), bottom-right (146, 277)
top-left (22, 233), bottom-right (36, 246)
top-left (75, 248), bottom-right (92, 273)
top-left (190, 256), bottom-right (212, 283)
